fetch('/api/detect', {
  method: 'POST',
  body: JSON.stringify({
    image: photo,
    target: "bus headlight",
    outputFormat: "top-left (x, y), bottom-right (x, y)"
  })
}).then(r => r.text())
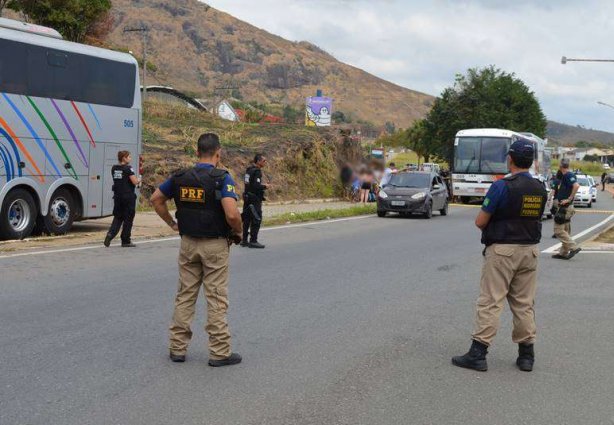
top-left (411, 192), bottom-right (426, 200)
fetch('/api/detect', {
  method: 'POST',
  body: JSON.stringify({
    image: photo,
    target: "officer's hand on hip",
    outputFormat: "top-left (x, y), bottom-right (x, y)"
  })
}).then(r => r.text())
top-left (229, 232), bottom-right (242, 246)
top-left (168, 220), bottom-right (179, 232)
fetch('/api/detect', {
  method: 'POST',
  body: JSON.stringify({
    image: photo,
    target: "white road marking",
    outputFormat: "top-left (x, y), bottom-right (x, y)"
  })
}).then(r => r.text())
top-left (542, 214), bottom-right (614, 254)
top-left (0, 214), bottom-right (374, 260)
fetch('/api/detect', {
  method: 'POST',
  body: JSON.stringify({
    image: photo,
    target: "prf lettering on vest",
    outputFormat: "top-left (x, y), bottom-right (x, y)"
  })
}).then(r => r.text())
top-left (521, 195), bottom-right (543, 217)
top-left (180, 187), bottom-right (205, 203)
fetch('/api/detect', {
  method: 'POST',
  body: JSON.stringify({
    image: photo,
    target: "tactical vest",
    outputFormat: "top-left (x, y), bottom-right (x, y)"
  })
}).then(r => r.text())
top-left (171, 167), bottom-right (230, 238)
top-left (481, 174), bottom-right (547, 246)
top-left (244, 165), bottom-right (264, 200)
top-left (111, 164), bottom-right (135, 195)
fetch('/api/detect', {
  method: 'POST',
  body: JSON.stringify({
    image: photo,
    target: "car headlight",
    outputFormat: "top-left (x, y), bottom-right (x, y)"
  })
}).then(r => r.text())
top-left (411, 192), bottom-right (426, 200)
top-left (379, 190), bottom-right (388, 199)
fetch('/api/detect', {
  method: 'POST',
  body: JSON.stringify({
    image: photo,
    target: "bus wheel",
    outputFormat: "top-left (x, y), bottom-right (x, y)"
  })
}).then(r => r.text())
top-left (0, 188), bottom-right (38, 240)
top-left (38, 188), bottom-right (75, 235)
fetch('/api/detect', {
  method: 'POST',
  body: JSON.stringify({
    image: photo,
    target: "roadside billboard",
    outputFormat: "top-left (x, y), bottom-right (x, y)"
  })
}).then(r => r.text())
top-left (305, 96), bottom-right (332, 127)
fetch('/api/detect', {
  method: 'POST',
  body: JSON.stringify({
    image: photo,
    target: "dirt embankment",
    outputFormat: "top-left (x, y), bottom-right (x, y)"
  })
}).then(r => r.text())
top-left (141, 100), bottom-right (363, 203)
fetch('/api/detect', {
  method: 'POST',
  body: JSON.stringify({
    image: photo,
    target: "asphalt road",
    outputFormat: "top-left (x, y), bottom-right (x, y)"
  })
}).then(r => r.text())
top-left (2, 196), bottom-right (614, 425)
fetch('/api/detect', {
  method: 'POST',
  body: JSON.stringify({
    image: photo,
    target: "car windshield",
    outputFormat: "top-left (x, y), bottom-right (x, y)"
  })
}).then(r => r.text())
top-left (387, 173), bottom-right (430, 188)
top-left (577, 177), bottom-right (590, 186)
top-left (454, 137), bottom-right (511, 174)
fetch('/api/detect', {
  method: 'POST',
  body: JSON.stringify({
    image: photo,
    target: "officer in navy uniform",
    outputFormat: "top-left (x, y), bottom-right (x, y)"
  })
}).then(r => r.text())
top-left (104, 150), bottom-right (140, 248)
top-left (150, 133), bottom-right (243, 367)
top-left (241, 153), bottom-right (268, 248)
top-left (452, 139), bottom-right (547, 372)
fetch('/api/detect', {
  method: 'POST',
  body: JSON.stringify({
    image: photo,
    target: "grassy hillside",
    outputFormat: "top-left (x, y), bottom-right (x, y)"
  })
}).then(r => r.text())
top-left (141, 100), bottom-right (362, 202)
top-left (547, 121), bottom-right (614, 146)
top-left (106, 0), bottom-right (433, 128)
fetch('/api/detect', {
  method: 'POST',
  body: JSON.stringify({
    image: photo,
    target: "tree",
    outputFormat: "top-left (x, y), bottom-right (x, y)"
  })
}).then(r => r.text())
top-left (405, 119), bottom-right (430, 163)
top-left (8, 0), bottom-right (112, 42)
top-left (332, 110), bottom-right (349, 124)
top-left (421, 66), bottom-right (547, 164)
top-left (0, 0), bottom-right (11, 15)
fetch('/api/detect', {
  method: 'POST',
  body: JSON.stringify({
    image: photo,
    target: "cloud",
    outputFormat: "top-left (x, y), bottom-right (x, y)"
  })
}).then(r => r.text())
top-left (205, 0), bottom-right (614, 132)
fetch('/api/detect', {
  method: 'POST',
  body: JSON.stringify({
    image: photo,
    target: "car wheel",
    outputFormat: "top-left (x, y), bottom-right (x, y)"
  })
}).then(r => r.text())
top-left (439, 200), bottom-right (448, 216)
top-left (423, 202), bottom-right (433, 219)
top-left (36, 188), bottom-right (76, 235)
top-left (587, 201), bottom-right (592, 208)
top-left (377, 210), bottom-right (387, 217)
top-left (460, 196), bottom-right (470, 204)
top-left (0, 188), bottom-right (38, 240)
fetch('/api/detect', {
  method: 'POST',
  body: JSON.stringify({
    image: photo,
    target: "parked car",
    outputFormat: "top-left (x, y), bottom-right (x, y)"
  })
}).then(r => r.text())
top-left (573, 174), bottom-right (593, 208)
top-left (603, 163), bottom-right (611, 170)
top-left (377, 171), bottom-right (449, 219)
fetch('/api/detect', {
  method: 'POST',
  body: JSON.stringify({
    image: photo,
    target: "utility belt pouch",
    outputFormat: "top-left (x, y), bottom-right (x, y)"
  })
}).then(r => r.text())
top-left (554, 206), bottom-right (568, 224)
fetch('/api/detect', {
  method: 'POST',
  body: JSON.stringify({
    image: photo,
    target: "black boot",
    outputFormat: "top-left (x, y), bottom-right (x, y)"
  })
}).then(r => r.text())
top-left (516, 343), bottom-right (534, 372)
top-left (104, 234), bottom-right (113, 247)
top-left (208, 352), bottom-right (242, 367)
top-left (452, 340), bottom-right (488, 371)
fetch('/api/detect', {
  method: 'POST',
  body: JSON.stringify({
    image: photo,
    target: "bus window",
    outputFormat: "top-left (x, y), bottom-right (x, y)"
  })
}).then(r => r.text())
top-left (0, 39), bottom-right (27, 94)
top-left (0, 38), bottom-right (136, 108)
top-left (81, 55), bottom-right (135, 108)
top-left (480, 137), bottom-right (509, 174)
top-left (27, 46), bottom-right (80, 101)
top-left (454, 137), bottom-right (481, 173)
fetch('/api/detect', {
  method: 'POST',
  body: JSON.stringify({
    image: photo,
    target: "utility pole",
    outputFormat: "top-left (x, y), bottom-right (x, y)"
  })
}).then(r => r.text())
top-left (124, 26), bottom-right (150, 100)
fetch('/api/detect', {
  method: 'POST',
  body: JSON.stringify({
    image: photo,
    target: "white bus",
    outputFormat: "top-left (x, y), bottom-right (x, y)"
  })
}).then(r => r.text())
top-left (452, 128), bottom-right (547, 203)
top-left (0, 18), bottom-right (142, 240)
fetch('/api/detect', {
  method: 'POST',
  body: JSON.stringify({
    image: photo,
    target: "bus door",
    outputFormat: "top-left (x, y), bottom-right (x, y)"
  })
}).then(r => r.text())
top-left (87, 144), bottom-right (104, 218)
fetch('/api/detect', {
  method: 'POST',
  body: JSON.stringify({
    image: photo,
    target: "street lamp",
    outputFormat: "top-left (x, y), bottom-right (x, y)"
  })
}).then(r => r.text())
top-left (561, 56), bottom-right (614, 64)
top-left (124, 26), bottom-right (150, 99)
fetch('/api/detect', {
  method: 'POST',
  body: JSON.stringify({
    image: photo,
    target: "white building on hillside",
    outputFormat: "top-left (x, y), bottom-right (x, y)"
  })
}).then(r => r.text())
top-left (216, 100), bottom-right (239, 122)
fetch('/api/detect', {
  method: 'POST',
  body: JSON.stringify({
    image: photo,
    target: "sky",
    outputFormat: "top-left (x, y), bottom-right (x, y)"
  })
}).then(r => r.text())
top-left (204, 0), bottom-right (614, 132)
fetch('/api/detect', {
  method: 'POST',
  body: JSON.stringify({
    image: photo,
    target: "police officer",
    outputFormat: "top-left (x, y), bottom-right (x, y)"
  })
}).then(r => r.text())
top-left (452, 139), bottom-right (547, 372)
top-left (552, 159), bottom-right (581, 260)
top-left (104, 150), bottom-right (140, 248)
top-left (150, 133), bottom-right (243, 367)
top-left (241, 153), bottom-right (268, 248)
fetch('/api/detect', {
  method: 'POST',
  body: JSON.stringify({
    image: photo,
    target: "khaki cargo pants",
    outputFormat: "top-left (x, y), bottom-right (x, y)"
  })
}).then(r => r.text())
top-left (169, 236), bottom-right (231, 360)
top-left (472, 244), bottom-right (539, 346)
top-left (553, 201), bottom-right (577, 256)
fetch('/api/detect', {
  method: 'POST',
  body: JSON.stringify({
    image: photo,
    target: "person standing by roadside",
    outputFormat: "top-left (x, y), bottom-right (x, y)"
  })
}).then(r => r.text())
top-left (380, 162), bottom-right (396, 187)
top-left (552, 159), bottom-right (581, 260)
top-left (242, 154), bottom-right (268, 248)
top-left (104, 151), bottom-right (140, 248)
top-left (358, 166), bottom-right (373, 203)
top-left (601, 171), bottom-right (608, 192)
top-left (150, 133), bottom-right (243, 367)
top-left (452, 139), bottom-right (547, 372)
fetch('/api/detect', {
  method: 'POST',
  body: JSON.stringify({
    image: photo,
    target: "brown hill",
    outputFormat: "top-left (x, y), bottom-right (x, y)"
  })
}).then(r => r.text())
top-left (546, 121), bottom-right (614, 146)
top-left (106, 0), bottom-right (433, 128)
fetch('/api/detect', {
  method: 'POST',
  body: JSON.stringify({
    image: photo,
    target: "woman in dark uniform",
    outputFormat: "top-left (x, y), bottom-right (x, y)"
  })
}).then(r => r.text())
top-left (104, 150), bottom-right (140, 247)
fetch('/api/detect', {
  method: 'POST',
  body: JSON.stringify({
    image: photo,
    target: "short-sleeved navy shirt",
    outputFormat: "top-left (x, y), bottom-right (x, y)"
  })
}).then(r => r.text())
top-left (481, 172), bottom-right (533, 214)
top-left (555, 171), bottom-right (577, 201)
top-left (159, 163), bottom-right (237, 200)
